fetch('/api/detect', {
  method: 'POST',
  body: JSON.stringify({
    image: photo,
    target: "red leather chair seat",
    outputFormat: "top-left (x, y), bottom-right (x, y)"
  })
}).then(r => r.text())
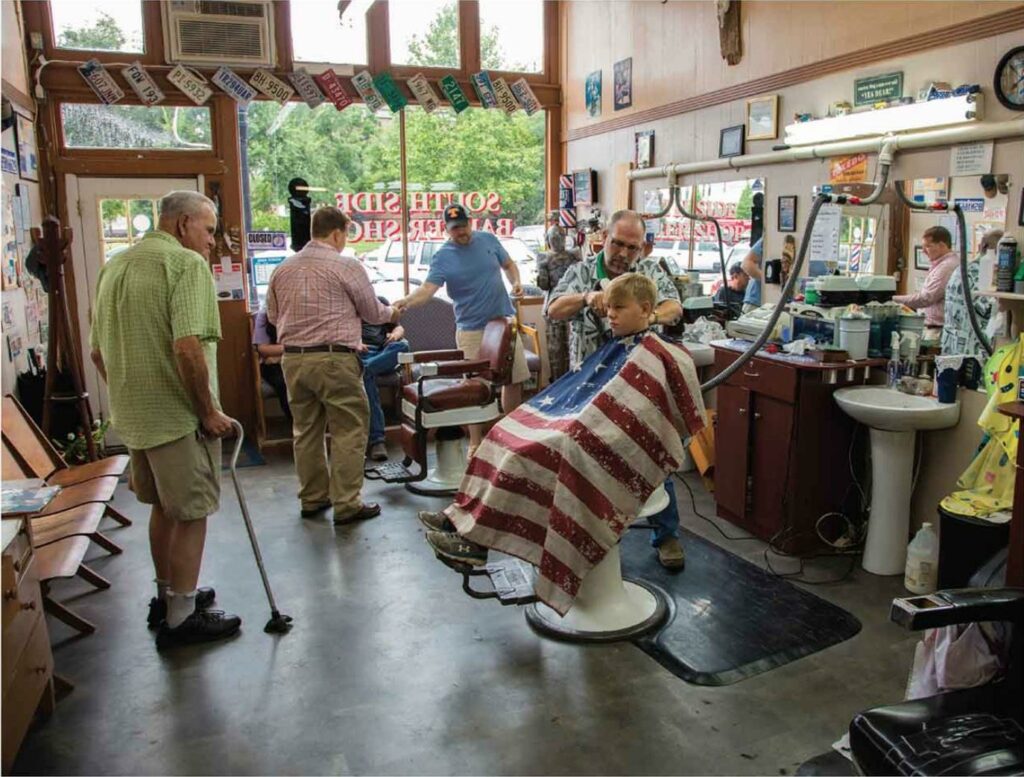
top-left (403, 378), bottom-right (492, 412)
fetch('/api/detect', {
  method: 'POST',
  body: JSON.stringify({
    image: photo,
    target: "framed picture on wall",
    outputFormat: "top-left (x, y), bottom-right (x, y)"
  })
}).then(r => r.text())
top-left (719, 125), bottom-right (744, 158)
top-left (778, 195), bottom-right (797, 232)
top-left (634, 130), bottom-right (654, 169)
top-left (746, 95), bottom-right (778, 140)
top-left (14, 113), bottom-right (38, 182)
top-left (585, 71), bottom-right (602, 118)
top-left (914, 245), bottom-right (929, 271)
top-left (613, 58), bottom-right (632, 111)
top-left (573, 169), bottom-right (597, 205)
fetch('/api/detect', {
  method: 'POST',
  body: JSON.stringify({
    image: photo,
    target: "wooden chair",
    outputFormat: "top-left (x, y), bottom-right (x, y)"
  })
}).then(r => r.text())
top-left (2, 438), bottom-right (129, 530)
top-left (35, 536), bottom-right (109, 636)
top-left (1, 395), bottom-right (129, 488)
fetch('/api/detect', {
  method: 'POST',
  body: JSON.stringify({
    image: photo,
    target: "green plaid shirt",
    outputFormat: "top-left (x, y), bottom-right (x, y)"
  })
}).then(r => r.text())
top-left (89, 231), bottom-right (221, 450)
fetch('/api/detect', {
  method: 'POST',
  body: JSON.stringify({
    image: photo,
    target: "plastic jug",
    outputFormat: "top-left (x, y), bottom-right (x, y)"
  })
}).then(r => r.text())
top-left (905, 522), bottom-right (939, 594)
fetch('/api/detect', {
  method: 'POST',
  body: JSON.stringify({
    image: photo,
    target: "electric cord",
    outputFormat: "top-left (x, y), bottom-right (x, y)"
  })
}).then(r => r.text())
top-left (671, 471), bottom-right (761, 542)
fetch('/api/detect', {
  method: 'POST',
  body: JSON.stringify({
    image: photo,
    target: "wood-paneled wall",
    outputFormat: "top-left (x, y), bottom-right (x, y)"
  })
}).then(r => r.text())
top-left (563, 1), bottom-right (1023, 137)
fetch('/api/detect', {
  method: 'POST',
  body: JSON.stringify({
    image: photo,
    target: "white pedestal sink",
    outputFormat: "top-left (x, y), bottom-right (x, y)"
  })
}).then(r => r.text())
top-left (833, 387), bottom-right (960, 575)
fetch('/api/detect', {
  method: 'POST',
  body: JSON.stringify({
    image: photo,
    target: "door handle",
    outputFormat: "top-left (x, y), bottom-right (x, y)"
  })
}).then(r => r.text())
top-left (738, 408), bottom-right (747, 414)
top-left (754, 412), bottom-right (762, 420)
top-left (743, 370), bottom-right (760, 378)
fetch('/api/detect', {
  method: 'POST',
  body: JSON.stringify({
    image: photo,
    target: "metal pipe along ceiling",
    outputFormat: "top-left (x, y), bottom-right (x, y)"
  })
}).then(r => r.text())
top-left (626, 118), bottom-right (1024, 183)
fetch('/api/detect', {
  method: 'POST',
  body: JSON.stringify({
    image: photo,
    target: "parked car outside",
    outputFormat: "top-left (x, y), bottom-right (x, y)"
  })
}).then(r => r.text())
top-left (363, 236), bottom-right (538, 286)
top-left (512, 225), bottom-right (546, 253)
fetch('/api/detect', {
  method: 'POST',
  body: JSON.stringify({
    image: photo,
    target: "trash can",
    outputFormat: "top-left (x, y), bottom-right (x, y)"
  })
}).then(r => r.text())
top-left (936, 506), bottom-right (1010, 589)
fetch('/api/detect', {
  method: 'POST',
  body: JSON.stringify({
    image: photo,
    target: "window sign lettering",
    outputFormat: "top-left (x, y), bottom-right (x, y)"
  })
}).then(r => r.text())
top-left (77, 59), bottom-right (124, 104)
top-left (168, 65), bottom-right (212, 105)
top-left (250, 69), bottom-right (295, 104)
top-left (121, 62), bottom-right (164, 106)
top-left (212, 66), bottom-right (257, 104)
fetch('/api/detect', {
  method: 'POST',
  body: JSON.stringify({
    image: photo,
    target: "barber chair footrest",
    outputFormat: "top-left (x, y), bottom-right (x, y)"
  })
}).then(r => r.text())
top-left (363, 459), bottom-right (422, 484)
top-left (460, 559), bottom-right (539, 606)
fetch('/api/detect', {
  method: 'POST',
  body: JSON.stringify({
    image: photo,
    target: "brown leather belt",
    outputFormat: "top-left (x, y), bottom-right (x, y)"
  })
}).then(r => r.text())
top-left (283, 344), bottom-right (356, 354)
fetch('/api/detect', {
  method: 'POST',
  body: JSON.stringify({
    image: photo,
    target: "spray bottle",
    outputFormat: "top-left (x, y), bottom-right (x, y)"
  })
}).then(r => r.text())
top-left (888, 331), bottom-right (901, 387)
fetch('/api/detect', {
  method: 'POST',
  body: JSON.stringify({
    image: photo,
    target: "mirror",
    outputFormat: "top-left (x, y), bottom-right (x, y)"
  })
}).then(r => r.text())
top-left (641, 177), bottom-right (766, 295)
top-left (896, 174), bottom-right (1012, 366)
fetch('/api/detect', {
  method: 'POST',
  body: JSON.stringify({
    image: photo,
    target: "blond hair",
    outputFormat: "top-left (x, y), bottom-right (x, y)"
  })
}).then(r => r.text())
top-left (606, 273), bottom-right (656, 309)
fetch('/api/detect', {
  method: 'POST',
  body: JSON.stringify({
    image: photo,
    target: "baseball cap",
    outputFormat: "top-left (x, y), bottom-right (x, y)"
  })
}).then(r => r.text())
top-left (443, 203), bottom-right (469, 227)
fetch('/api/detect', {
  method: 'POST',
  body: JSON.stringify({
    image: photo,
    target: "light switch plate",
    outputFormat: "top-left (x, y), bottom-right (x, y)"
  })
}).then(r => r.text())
top-left (29, 32), bottom-right (43, 49)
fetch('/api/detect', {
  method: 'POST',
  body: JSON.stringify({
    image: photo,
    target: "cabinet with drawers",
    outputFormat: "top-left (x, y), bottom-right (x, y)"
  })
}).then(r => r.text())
top-left (2, 518), bottom-right (55, 772)
top-left (712, 344), bottom-right (876, 554)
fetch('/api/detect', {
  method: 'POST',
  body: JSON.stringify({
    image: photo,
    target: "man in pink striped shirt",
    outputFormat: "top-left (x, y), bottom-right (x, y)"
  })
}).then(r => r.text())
top-left (894, 226), bottom-right (960, 338)
top-left (267, 206), bottom-right (397, 524)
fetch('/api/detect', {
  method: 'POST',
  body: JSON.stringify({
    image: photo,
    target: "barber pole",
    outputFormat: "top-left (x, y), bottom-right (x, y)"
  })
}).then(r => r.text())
top-left (559, 209), bottom-right (577, 229)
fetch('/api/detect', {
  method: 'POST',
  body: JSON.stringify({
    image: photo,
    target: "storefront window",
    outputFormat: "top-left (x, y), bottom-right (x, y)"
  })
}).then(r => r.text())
top-left (479, 0), bottom-right (544, 73)
top-left (61, 104), bottom-right (212, 150)
top-left (50, 1), bottom-right (144, 53)
top-left (245, 102), bottom-right (546, 300)
top-left (291, 0), bottom-right (368, 66)
top-left (389, 0), bottom-right (460, 69)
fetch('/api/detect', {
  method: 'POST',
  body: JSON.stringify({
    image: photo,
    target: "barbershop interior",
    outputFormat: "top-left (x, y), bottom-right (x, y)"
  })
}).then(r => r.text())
top-left (1, 1), bottom-right (1024, 775)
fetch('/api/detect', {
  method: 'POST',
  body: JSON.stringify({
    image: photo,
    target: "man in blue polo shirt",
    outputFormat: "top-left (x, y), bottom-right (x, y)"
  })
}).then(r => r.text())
top-left (740, 237), bottom-right (763, 312)
top-left (395, 203), bottom-right (529, 453)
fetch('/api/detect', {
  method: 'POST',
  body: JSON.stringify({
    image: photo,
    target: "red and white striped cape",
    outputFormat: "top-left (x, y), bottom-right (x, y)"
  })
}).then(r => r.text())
top-left (445, 333), bottom-right (706, 615)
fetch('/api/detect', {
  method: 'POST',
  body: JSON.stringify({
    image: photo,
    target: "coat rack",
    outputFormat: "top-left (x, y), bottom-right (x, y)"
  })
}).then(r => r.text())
top-left (31, 216), bottom-right (96, 462)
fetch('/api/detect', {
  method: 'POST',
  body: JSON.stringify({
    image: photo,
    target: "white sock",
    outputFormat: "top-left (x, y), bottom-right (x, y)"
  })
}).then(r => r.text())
top-left (167, 590), bottom-right (197, 628)
top-left (155, 578), bottom-right (170, 601)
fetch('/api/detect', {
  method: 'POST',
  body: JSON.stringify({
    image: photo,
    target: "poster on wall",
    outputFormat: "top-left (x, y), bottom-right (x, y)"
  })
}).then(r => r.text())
top-left (613, 58), bottom-right (632, 111)
top-left (2, 189), bottom-right (20, 288)
top-left (808, 204), bottom-right (842, 265)
top-left (585, 71), bottom-right (602, 118)
top-left (829, 154), bottom-right (869, 184)
top-left (14, 113), bottom-right (37, 182)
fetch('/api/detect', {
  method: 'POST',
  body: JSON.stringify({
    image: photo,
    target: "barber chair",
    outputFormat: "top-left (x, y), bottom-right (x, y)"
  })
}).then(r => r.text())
top-left (849, 555), bottom-right (1023, 776)
top-left (455, 485), bottom-right (671, 643)
top-left (365, 318), bottom-right (515, 496)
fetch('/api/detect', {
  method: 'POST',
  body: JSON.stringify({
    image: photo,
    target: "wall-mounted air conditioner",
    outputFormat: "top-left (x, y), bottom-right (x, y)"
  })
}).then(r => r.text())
top-left (163, 1), bottom-right (276, 68)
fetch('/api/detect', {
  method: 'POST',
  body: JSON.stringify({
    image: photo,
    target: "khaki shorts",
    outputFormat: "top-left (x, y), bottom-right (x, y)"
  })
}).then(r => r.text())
top-left (129, 431), bottom-right (222, 522)
top-left (457, 324), bottom-right (531, 385)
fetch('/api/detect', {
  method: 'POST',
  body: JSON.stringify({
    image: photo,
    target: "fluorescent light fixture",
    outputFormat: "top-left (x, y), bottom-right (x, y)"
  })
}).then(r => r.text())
top-left (784, 94), bottom-right (982, 146)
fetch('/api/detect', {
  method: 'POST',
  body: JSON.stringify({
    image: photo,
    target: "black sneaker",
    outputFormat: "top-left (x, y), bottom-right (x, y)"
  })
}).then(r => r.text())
top-left (147, 587), bottom-right (217, 629)
top-left (156, 609), bottom-right (242, 650)
top-left (426, 530), bottom-right (488, 567)
top-left (418, 510), bottom-right (455, 533)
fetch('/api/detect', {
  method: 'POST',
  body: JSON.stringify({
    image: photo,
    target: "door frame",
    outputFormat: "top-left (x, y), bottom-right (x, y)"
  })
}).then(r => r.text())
top-left (66, 174), bottom-right (204, 427)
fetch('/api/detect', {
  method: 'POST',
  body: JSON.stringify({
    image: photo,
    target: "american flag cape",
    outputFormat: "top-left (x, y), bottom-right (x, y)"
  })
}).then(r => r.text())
top-left (445, 332), bottom-right (706, 615)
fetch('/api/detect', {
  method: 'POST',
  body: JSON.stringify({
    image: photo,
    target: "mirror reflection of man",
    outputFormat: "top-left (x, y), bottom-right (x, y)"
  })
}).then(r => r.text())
top-left (396, 203), bottom-right (530, 456)
top-left (546, 209), bottom-right (689, 570)
top-left (894, 226), bottom-right (959, 340)
top-left (714, 264), bottom-right (749, 313)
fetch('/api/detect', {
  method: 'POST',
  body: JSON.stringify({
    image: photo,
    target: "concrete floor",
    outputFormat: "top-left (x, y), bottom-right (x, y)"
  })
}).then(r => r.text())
top-left (13, 449), bottom-right (919, 776)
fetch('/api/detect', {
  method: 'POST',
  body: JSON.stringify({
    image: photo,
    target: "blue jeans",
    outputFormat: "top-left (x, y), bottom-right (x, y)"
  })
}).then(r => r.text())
top-left (360, 340), bottom-right (410, 445)
top-left (649, 478), bottom-right (680, 548)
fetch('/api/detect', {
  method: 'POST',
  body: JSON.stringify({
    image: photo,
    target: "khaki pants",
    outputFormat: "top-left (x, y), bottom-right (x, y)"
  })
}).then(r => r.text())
top-left (129, 431), bottom-right (221, 522)
top-left (282, 351), bottom-right (368, 517)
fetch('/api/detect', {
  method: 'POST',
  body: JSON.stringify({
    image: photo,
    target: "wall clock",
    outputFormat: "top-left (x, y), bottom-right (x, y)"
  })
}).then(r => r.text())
top-left (994, 45), bottom-right (1024, 111)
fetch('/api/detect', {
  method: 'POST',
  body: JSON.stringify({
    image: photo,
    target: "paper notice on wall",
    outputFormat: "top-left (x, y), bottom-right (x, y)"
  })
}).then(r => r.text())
top-left (950, 142), bottom-right (993, 177)
top-left (809, 204), bottom-right (842, 264)
top-left (213, 258), bottom-right (245, 302)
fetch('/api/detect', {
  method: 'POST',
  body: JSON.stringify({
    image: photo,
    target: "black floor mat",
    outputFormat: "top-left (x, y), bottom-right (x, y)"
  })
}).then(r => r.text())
top-left (621, 528), bottom-right (862, 686)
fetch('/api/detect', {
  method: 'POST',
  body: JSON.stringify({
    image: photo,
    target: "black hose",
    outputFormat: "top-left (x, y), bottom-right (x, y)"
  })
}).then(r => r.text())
top-left (671, 187), bottom-right (730, 299)
top-left (891, 186), bottom-right (991, 357)
top-left (700, 194), bottom-right (831, 392)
